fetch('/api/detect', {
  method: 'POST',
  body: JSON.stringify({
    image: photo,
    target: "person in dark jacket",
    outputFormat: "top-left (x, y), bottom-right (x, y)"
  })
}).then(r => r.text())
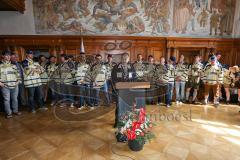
top-left (112, 53), bottom-right (136, 128)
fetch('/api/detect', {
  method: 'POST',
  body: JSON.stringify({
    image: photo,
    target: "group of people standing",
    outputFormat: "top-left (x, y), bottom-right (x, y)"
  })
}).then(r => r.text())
top-left (0, 49), bottom-right (240, 119)
top-left (130, 52), bottom-right (240, 108)
top-left (0, 50), bottom-right (116, 118)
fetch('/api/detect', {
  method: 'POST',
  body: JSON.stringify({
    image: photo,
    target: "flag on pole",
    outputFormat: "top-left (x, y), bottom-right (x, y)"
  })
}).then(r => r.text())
top-left (80, 37), bottom-right (85, 53)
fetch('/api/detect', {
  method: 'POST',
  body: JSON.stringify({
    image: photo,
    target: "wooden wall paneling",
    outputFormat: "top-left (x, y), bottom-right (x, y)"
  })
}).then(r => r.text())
top-left (18, 47), bottom-right (25, 61)
top-left (232, 49), bottom-right (240, 66)
top-left (231, 48), bottom-right (238, 66)
top-left (216, 49), bottom-right (231, 65)
top-left (148, 47), bottom-right (164, 63)
top-left (0, 36), bottom-right (239, 66)
top-left (166, 48), bottom-right (172, 61)
top-left (178, 48), bottom-right (201, 64)
top-left (144, 39), bottom-right (166, 62)
top-left (133, 46), bottom-right (147, 61)
top-left (233, 39), bottom-right (240, 65)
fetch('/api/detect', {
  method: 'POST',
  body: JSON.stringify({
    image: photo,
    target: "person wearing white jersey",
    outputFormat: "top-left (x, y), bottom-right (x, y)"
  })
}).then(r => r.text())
top-left (22, 50), bottom-right (47, 113)
top-left (167, 56), bottom-right (176, 103)
top-left (0, 50), bottom-right (21, 118)
top-left (202, 56), bottom-right (223, 107)
top-left (175, 55), bottom-right (188, 104)
top-left (91, 54), bottom-right (109, 107)
top-left (75, 52), bottom-right (93, 110)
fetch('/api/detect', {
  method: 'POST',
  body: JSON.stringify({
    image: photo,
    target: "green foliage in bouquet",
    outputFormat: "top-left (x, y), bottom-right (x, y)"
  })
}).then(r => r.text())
top-left (117, 106), bottom-right (155, 144)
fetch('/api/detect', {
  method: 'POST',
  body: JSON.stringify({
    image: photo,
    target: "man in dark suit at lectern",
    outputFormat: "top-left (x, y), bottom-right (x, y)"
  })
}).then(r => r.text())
top-left (111, 53), bottom-right (136, 128)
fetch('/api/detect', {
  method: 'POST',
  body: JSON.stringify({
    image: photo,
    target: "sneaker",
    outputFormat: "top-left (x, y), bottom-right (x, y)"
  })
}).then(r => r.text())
top-left (6, 114), bottom-right (13, 119)
top-left (70, 103), bottom-right (75, 108)
top-left (50, 102), bottom-right (56, 106)
top-left (176, 101), bottom-right (179, 105)
top-left (192, 101), bottom-right (197, 105)
top-left (31, 110), bottom-right (36, 114)
top-left (38, 107), bottom-right (48, 111)
top-left (59, 103), bottom-right (65, 108)
top-left (78, 106), bottom-right (86, 110)
top-left (13, 112), bottom-right (22, 116)
top-left (156, 102), bottom-right (161, 106)
top-left (179, 101), bottom-right (183, 105)
top-left (94, 103), bottom-right (99, 107)
top-left (166, 105), bottom-right (171, 108)
top-left (89, 106), bottom-right (95, 111)
top-left (203, 100), bottom-right (208, 105)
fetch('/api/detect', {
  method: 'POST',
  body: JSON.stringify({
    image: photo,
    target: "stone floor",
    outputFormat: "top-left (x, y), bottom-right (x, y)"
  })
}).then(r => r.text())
top-left (0, 103), bottom-right (240, 160)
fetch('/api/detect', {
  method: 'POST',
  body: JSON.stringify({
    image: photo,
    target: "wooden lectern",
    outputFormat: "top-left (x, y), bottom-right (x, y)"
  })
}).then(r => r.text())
top-left (115, 82), bottom-right (150, 121)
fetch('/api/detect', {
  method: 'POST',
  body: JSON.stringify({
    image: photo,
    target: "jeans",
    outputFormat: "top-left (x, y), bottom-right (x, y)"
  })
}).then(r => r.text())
top-left (27, 86), bottom-right (44, 111)
top-left (93, 83), bottom-right (110, 106)
top-left (105, 80), bottom-right (114, 103)
top-left (79, 84), bottom-right (92, 106)
top-left (157, 83), bottom-right (171, 105)
top-left (146, 85), bottom-right (155, 104)
top-left (175, 81), bottom-right (186, 101)
top-left (168, 82), bottom-right (174, 101)
top-left (50, 83), bottom-right (58, 104)
top-left (79, 84), bottom-right (85, 106)
top-left (1, 86), bottom-right (19, 115)
top-left (60, 83), bottom-right (74, 101)
top-left (48, 80), bottom-right (60, 103)
top-left (18, 83), bottom-right (27, 106)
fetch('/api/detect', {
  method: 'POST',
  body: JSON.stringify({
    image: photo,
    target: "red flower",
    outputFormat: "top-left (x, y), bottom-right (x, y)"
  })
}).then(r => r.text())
top-left (127, 130), bottom-right (136, 140)
top-left (141, 132), bottom-right (145, 136)
top-left (139, 108), bottom-right (146, 123)
top-left (132, 122), bottom-right (141, 131)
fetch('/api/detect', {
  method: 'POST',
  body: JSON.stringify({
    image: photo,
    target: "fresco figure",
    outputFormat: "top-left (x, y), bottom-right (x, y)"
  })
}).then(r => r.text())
top-left (60, 20), bottom-right (84, 33)
top-left (189, 4), bottom-right (196, 31)
top-left (92, 0), bottom-right (109, 17)
top-left (198, 8), bottom-right (208, 27)
top-left (140, 0), bottom-right (144, 8)
top-left (210, 0), bottom-right (227, 13)
top-left (144, 0), bottom-right (155, 21)
top-left (126, 16), bottom-right (145, 34)
top-left (210, 10), bottom-right (220, 35)
top-left (107, 0), bottom-right (121, 15)
top-left (78, 0), bottom-right (90, 17)
top-left (219, 1), bottom-right (235, 35)
top-left (112, 17), bottom-right (128, 31)
top-left (32, 0), bottom-right (236, 36)
top-left (173, 0), bottom-right (192, 34)
top-left (151, 0), bottom-right (170, 34)
top-left (200, 0), bottom-right (208, 9)
top-left (94, 12), bottom-right (112, 32)
top-left (194, 0), bottom-right (201, 9)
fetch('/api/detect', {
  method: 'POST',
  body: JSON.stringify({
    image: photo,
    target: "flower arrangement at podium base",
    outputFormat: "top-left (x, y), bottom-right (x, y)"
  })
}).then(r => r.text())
top-left (116, 107), bottom-right (155, 151)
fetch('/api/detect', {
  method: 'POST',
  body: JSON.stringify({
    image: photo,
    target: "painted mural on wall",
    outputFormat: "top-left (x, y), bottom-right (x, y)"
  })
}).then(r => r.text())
top-left (32, 0), bottom-right (236, 37)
